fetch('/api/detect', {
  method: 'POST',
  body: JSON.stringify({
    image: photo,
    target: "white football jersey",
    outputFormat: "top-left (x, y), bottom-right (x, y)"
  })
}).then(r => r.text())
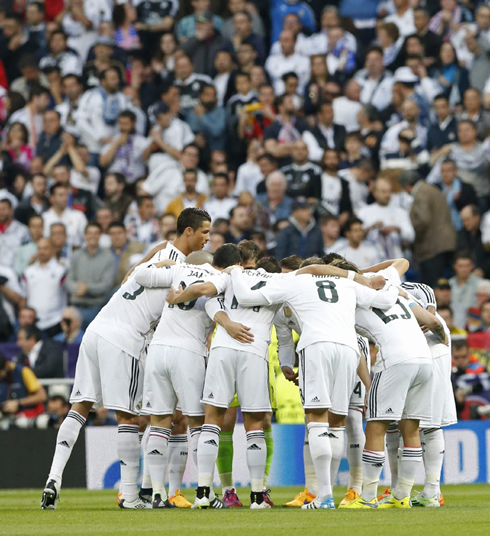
top-left (364, 266), bottom-right (401, 286)
top-left (355, 295), bottom-right (432, 372)
top-left (87, 243), bottom-right (186, 358)
top-left (231, 270), bottom-right (399, 354)
top-left (274, 304), bottom-right (302, 369)
top-left (139, 263), bottom-right (226, 355)
top-left (210, 269), bottom-right (286, 358)
top-left (401, 281), bottom-right (450, 359)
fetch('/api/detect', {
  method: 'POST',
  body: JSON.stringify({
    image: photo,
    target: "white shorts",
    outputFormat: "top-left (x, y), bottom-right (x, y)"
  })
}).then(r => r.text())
top-left (299, 342), bottom-right (358, 415)
top-left (70, 329), bottom-right (143, 415)
top-left (349, 375), bottom-right (365, 408)
top-left (142, 345), bottom-right (206, 417)
top-left (420, 353), bottom-right (458, 429)
top-left (202, 348), bottom-right (271, 413)
top-left (367, 361), bottom-right (433, 422)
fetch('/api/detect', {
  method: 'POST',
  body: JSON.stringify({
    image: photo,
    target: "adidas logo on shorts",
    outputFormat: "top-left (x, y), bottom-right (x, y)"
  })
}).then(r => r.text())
top-left (247, 443), bottom-right (261, 450)
top-left (208, 393), bottom-right (214, 399)
top-left (311, 396), bottom-right (320, 402)
top-left (146, 402), bottom-right (151, 407)
top-left (319, 431), bottom-right (330, 437)
top-left (57, 440), bottom-right (70, 448)
top-left (385, 408), bottom-right (394, 414)
top-left (148, 449), bottom-right (162, 456)
top-left (120, 460), bottom-right (127, 466)
top-left (75, 390), bottom-right (82, 396)
top-left (204, 439), bottom-right (218, 447)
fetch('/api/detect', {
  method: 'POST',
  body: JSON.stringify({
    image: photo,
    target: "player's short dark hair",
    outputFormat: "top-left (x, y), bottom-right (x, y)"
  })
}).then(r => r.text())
top-left (279, 255), bottom-right (302, 271)
top-left (238, 239), bottom-right (261, 264)
top-left (344, 217), bottom-right (363, 232)
top-left (328, 256), bottom-right (362, 274)
top-left (176, 208), bottom-right (211, 236)
top-left (213, 244), bottom-right (243, 269)
top-left (256, 256), bottom-right (281, 273)
top-left (20, 324), bottom-right (42, 342)
top-left (300, 257), bottom-right (324, 268)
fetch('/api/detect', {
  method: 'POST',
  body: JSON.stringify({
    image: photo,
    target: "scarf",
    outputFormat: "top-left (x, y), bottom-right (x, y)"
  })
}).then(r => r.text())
top-left (99, 87), bottom-right (120, 127)
top-left (443, 177), bottom-right (463, 231)
top-left (277, 116), bottom-right (301, 144)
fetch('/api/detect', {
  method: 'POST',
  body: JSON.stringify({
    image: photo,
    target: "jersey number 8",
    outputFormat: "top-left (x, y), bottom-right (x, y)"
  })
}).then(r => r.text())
top-left (316, 280), bottom-right (339, 303)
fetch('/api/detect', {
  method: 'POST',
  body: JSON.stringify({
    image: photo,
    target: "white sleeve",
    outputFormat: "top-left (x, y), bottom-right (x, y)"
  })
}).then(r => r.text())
top-left (401, 282), bottom-right (436, 309)
top-left (76, 92), bottom-right (99, 147)
top-left (205, 295), bottom-right (226, 320)
top-left (355, 283), bottom-right (398, 310)
top-left (302, 131), bottom-right (324, 163)
top-left (275, 318), bottom-right (296, 369)
top-left (134, 264), bottom-right (174, 288)
top-left (230, 269), bottom-right (286, 306)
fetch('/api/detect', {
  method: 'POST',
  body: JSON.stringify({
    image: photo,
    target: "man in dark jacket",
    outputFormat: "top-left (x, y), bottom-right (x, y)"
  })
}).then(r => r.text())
top-left (275, 198), bottom-right (324, 260)
top-left (16, 325), bottom-right (64, 379)
top-left (458, 204), bottom-right (490, 278)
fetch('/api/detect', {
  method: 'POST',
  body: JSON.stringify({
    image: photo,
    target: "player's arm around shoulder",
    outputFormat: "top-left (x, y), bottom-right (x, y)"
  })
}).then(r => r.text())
top-left (229, 266), bottom-right (277, 306)
top-left (409, 301), bottom-right (449, 345)
top-left (206, 295), bottom-right (254, 345)
top-left (133, 262), bottom-right (176, 288)
top-left (297, 264), bottom-right (384, 289)
top-left (166, 275), bottom-right (227, 305)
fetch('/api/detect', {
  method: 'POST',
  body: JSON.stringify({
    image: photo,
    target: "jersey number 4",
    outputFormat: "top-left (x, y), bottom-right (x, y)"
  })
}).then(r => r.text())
top-left (231, 281), bottom-right (267, 312)
top-left (372, 299), bottom-right (411, 324)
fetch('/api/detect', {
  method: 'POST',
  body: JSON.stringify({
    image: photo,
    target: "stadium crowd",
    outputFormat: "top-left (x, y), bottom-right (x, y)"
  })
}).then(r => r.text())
top-left (1, 0), bottom-right (490, 425)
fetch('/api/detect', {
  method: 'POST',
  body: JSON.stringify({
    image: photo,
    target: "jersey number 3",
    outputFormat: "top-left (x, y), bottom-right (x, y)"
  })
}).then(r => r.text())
top-left (123, 285), bottom-right (144, 300)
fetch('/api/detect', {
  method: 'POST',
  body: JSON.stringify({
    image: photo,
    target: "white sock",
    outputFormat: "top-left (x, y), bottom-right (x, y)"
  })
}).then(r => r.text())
top-left (140, 426), bottom-right (152, 489)
top-left (307, 422), bottom-right (333, 501)
top-left (329, 426), bottom-right (345, 488)
top-left (346, 408), bottom-right (364, 493)
top-left (361, 449), bottom-right (384, 502)
top-left (304, 437), bottom-right (318, 495)
top-left (168, 434), bottom-right (188, 497)
top-left (198, 424), bottom-right (220, 487)
top-left (147, 426), bottom-right (170, 499)
top-left (421, 428), bottom-right (444, 498)
top-left (385, 424), bottom-right (400, 490)
top-left (118, 423), bottom-right (140, 502)
top-left (48, 410), bottom-right (86, 484)
top-left (189, 427), bottom-right (202, 469)
top-left (396, 446), bottom-right (423, 500)
top-left (246, 429), bottom-right (266, 493)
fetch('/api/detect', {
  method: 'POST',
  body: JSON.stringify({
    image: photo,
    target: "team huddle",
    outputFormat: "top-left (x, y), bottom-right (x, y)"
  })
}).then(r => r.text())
top-left (40, 207), bottom-right (457, 511)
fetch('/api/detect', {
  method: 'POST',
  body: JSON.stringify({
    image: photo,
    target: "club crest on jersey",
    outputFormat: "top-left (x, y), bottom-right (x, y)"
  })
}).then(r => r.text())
top-left (284, 307), bottom-right (292, 318)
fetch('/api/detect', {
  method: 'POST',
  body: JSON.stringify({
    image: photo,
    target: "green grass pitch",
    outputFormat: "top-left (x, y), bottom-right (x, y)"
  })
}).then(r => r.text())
top-left (1, 486), bottom-right (489, 536)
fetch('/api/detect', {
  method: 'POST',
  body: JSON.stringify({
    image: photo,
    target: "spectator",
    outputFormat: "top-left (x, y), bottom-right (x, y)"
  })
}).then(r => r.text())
top-left (385, 0), bottom-right (416, 37)
top-left (10, 55), bottom-right (50, 102)
top-left (412, 7), bottom-right (443, 67)
top-left (39, 30), bottom-right (83, 77)
top-left (21, 237), bottom-right (67, 337)
top-left (357, 176), bottom-right (414, 260)
top-left (214, 50), bottom-right (234, 106)
top-left (303, 54), bottom-right (329, 118)
top-left (96, 207), bottom-right (114, 249)
top-left (227, 72), bottom-right (258, 116)
top-left (320, 214), bottom-right (346, 254)
top-left (336, 217), bottom-right (383, 269)
top-left (7, 84), bottom-right (50, 151)
top-left (0, 352), bottom-right (47, 423)
top-left (222, 0), bottom-right (265, 41)
top-left (142, 143), bottom-right (210, 214)
top-left (14, 215), bottom-right (44, 277)
top-left (0, 14), bottom-right (38, 84)
top-left (332, 79), bottom-right (363, 134)
top-left (438, 305), bottom-right (467, 335)
top-left (458, 205), bottom-right (490, 278)
top-left (318, 149), bottom-right (352, 226)
top-left (451, 4), bottom-right (490, 68)
top-left (173, 54), bottom-right (214, 116)
top-left (203, 174), bottom-right (237, 221)
top-left (55, 74), bottom-right (84, 138)
top-left (177, 0), bottom-right (223, 43)
top-left (186, 84), bottom-right (227, 152)
top-left (66, 222), bottom-right (115, 328)
top-left (99, 110), bottom-right (151, 184)
top-left (3, 122), bottom-right (33, 173)
top-left (107, 222), bottom-right (145, 287)
top-left (42, 183), bottom-right (88, 249)
top-left (270, 0), bottom-right (316, 45)
top-left (53, 305), bottom-right (84, 345)
top-left (234, 139), bottom-right (264, 196)
top-left (83, 36), bottom-right (126, 90)
top-left (226, 9), bottom-right (266, 64)
top-left (36, 110), bottom-right (67, 165)
top-left (224, 205), bottom-right (253, 244)
top-left (280, 140), bottom-right (322, 199)
top-left (306, 6), bottom-right (357, 57)
top-left (113, 2), bottom-right (141, 52)
top-left (429, 0), bottom-right (473, 41)
top-left (449, 252), bottom-right (481, 329)
top-left (256, 171), bottom-right (293, 227)
top-left (103, 173), bottom-right (133, 222)
top-left (430, 43), bottom-right (469, 106)
top-left (427, 94), bottom-right (458, 152)
top-left (14, 174), bottom-right (50, 226)
top-left (265, 30), bottom-right (310, 95)
top-left (76, 67), bottom-right (130, 165)
top-left (275, 198), bottom-right (324, 260)
top-left (0, 264), bottom-right (25, 342)
top-left (166, 169), bottom-right (208, 219)
top-left (303, 101), bottom-right (346, 163)
top-left (207, 232), bottom-right (226, 254)
top-left (49, 223), bottom-right (71, 268)
top-left (16, 324), bottom-right (64, 379)
top-left (355, 46), bottom-right (394, 112)
top-left (124, 195), bottom-right (161, 246)
top-left (377, 22), bottom-right (404, 72)
top-left (459, 88), bottom-right (490, 141)
top-left (0, 198), bottom-right (30, 269)
top-left (464, 30), bottom-right (490, 94)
